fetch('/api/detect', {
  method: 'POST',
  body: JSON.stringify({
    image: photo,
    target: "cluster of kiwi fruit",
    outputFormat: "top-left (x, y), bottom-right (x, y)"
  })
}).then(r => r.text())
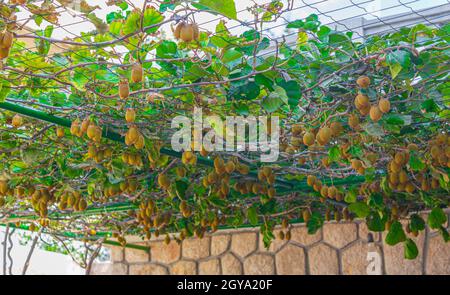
top-left (121, 151), bottom-right (143, 167)
top-left (157, 173), bottom-right (171, 190)
top-left (173, 21), bottom-right (200, 42)
top-left (70, 117), bottom-right (102, 142)
top-left (429, 133), bottom-right (450, 168)
top-left (87, 144), bottom-right (113, 163)
top-left (354, 76), bottom-right (391, 122)
top-left (125, 125), bottom-right (145, 149)
top-left (136, 200), bottom-right (174, 241)
top-left (386, 147), bottom-right (429, 193)
top-left (276, 218), bottom-right (292, 241)
top-left (305, 175), bottom-right (344, 202)
top-left (0, 30), bottom-right (13, 59)
top-left (300, 121), bottom-right (342, 149)
top-left (30, 186), bottom-right (54, 218)
top-left (117, 62), bottom-right (143, 100)
top-left (324, 206), bottom-right (353, 222)
top-left (200, 156), bottom-right (251, 199)
top-left (58, 190), bottom-right (88, 211)
top-left (0, 180), bottom-right (11, 207)
top-left (182, 150), bottom-right (198, 165)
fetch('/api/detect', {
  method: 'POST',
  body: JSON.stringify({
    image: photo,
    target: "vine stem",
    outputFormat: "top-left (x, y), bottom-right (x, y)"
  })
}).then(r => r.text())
top-left (85, 238), bottom-right (105, 275)
top-left (21, 227), bottom-right (43, 275)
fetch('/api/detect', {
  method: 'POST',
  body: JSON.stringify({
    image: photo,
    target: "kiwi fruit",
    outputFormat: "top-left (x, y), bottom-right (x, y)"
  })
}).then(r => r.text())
top-left (302, 209), bottom-right (311, 223)
top-left (131, 63), bottom-right (143, 83)
top-left (369, 105), bottom-right (382, 122)
top-left (303, 132), bottom-right (315, 146)
top-left (378, 98), bottom-right (391, 113)
top-left (317, 127), bottom-right (332, 145)
top-left (119, 80), bottom-right (130, 99)
top-left (1, 31), bottom-right (14, 49)
top-left (330, 122), bottom-right (343, 137)
top-left (348, 114), bottom-right (360, 129)
top-left (225, 161), bottom-right (235, 174)
top-left (12, 114), bottom-right (23, 128)
top-left (158, 174), bottom-right (170, 190)
top-left (0, 46), bottom-right (10, 59)
top-left (356, 76), bottom-right (370, 88)
top-left (355, 94), bottom-right (369, 109)
top-left (126, 108), bottom-right (136, 123)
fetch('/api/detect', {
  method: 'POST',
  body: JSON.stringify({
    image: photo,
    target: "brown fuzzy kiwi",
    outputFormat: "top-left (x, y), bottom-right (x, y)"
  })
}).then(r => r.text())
top-left (131, 63), bottom-right (143, 83)
top-left (394, 152), bottom-right (406, 166)
top-left (355, 94), bottom-right (370, 109)
top-left (127, 126), bottom-right (139, 144)
top-left (378, 98), bottom-right (391, 113)
top-left (303, 131), bottom-right (315, 146)
top-left (330, 121), bottom-right (343, 137)
top-left (119, 80), bottom-right (130, 99)
top-left (369, 105), bottom-right (382, 122)
top-left (192, 23), bottom-right (200, 40)
top-left (359, 104), bottom-right (370, 116)
top-left (302, 209), bottom-right (311, 223)
top-left (318, 127), bottom-right (332, 144)
top-left (292, 124), bottom-right (302, 136)
top-left (351, 159), bottom-right (362, 170)
top-left (1, 31), bottom-right (13, 49)
top-left (126, 108), bottom-right (136, 123)
top-left (348, 114), bottom-right (360, 129)
top-left (0, 46), bottom-right (10, 59)
top-left (173, 22), bottom-right (183, 39)
top-left (306, 175), bottom-right (316, 186)
top-left (134, 134), bottom-right (145, 149)
top-left (356, 76), bottom-right (370, 88)
top-left (225, 161), bottom-right (235, 174)
top-left (180, 23), bottom-right (195, 42)
top-left (12, 114), bottom-right (23, 128)
top-left (158, 174), bottom-right (170, 190)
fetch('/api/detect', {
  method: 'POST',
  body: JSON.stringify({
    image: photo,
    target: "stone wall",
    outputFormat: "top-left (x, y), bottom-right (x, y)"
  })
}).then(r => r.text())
top-left (92, 211), bottom-right (450, 275)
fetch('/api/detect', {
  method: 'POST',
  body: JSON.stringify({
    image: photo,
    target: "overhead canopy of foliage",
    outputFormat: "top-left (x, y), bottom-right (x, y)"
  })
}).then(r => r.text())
top-left (0, 0), bottom-right (448, 260)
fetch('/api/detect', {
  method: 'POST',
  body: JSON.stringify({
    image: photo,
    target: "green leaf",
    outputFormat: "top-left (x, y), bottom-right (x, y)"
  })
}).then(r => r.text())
top-left (328, 145), bottom-right (341, 162)
top-left (222, 49), bottom-right (243, 63)
top-left (297, 31), bottom-right (308, 45)
top-left (307, 212), bottom-right (324, 234)
top-left (404, 239), bottom-right (419, 260)
top-left (344, 188), bottom-right (357, 203)
top-left (385, 221), bottom-right (407, 246)
top-left (122, 11), bottom-right (140, 35)
top-left (175, 179), bottom-right (189, 199)
top-left (208, 196), bottom-right (227, 208)
top-left (348, 202), bottom-right (370, 218)
top-left (428, 207), bottom-right (447, 229)
top-left (386, 50), bottom-right (411, 79)
top-left (247, 206), bottom-right (258, 226)
top-left (198, 0), bottom-right (237, 19)
top-left (366, 212), bottom-right (386, 232)
top-left (277, 80), bottom-right (301, 106)
top-left (143, 7), bottom-right (164, 33)
top-left (261, 86), bottom-right (288, 113)
top-left (409, 214), bottom-right (425, 232)
top-left (0, 80), bottom-right (11, 102)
